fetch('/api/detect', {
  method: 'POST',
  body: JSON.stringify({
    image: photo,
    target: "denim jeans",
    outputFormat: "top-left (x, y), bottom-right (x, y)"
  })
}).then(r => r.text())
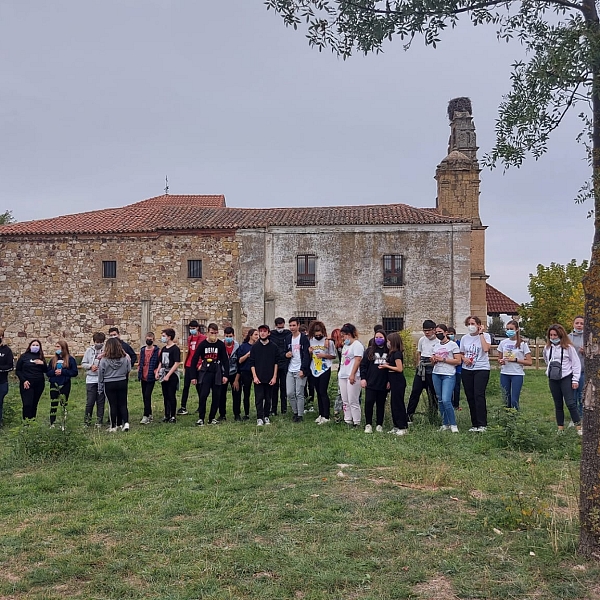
top-left (500, 373), bottom-right (524, 410)
top-left (572, 370), bottom-right (584, 420)
top-left (432, 373), bottom-right (456, 426)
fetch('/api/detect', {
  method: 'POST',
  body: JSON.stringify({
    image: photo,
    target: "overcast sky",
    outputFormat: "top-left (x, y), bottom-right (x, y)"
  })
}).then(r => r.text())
top-left (0, 1), bottom-right (593, 306)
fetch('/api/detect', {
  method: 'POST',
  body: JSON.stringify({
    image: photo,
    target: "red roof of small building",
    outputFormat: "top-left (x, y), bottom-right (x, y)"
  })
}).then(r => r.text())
top-left (486, 283), bottom-right (520, 315)
top-left (0, 195), bottom-right (468, 236)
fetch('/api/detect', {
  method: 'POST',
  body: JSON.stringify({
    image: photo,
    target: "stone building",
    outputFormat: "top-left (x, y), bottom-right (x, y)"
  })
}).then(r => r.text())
top-left (0, 99), bottom-right (489, 353)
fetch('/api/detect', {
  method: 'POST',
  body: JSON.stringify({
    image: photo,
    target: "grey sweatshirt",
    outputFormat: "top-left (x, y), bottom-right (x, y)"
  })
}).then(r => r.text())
top-left (568, 330), bottom-right (585, 373)
top-left (98, 356), bottom-right (131, 393)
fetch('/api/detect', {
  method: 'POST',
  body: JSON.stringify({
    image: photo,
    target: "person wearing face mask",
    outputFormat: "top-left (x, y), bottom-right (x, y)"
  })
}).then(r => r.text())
top-left (497, 320), bottom-right (532, 410)
top-left (338, 323), bottom-right (364, 427)
top-left (219, 326), bottom-right (240, 422)
top-left (406, 320), bottom-right (438, 423)
top-left (16, 339), bottom-right (47, 420)
top-left (155, 328), bottom-right (182, 424)
top-left (447, 327), bottom-right (462, 410)
top-left (0, 329), bottom-right (14, 427)
top-left (47, 339), bottom-right (78, 427)
top-left (237, 329), bottom-right (259, 420)
top-left (190, 323), bottom-right (229, 426)
top-left (359, 329), bottom-right (390, 433)
top-left (544, 324), bottom-right (582, 434)
top-left (308, 320), bottom-right (337, 424)
top-left (82, 332), bottom-right (107, 426)
top-left (460, 315), bottom-right (491, 432)
top-left (248, 324), bottom-right (280, 426)
top-left (177, 320), bottom-right (206, 416)
top-left (430, 324), bottom-right (461, 433)
top-left (568, 316), bottom-right (585, 421)
top-left (269, 317), bottom-right (292, 416)
top-left (138, 332), bottom-right (160, 424)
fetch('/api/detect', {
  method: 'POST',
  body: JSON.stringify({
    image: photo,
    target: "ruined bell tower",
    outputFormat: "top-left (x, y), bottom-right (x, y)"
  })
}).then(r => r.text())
top-left (435, 97), bottom-right (488, 318)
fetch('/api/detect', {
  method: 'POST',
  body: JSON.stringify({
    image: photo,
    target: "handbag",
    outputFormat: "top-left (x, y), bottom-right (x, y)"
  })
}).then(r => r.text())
top-left (548, 346), bottom-right (564, 381)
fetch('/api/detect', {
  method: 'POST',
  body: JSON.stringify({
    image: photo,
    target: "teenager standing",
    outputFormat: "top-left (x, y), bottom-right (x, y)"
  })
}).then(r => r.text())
top-left (248, 325), bottom-right (279, 426)
top-left (47, 340), bottom-right (78, 426)
top-left (82, 332), bottom-right (106, 426)
top-left (381, 332), bottom-right (408, 435)
top-left (308, 320), bottom-right (337, 424)
top-left (156, 328), bottom-right (181, 424)
top-left (16, 340), bottom-right (47, 420)
top-left (108, 327), bottom-right (137, 366)
top-left (338, 323), bottom-right (364, 427)
top-left (286, 317), bottom-right (310, 422)
top-left (460, 316), bottom-right (491, 432)
top-left (219, 326), bottom-right (240, 422)
top-left (98, 337), bottom-right (132, 432)
top-left (568, 316), bottom-right (585, 421)
top-left (0, 329), bottom-right (14, 427)
top-left (498, 320), bottom-right (532, 410)
top-left (237, 329), bottom-right (258, 420)
top-left (406, 320), bottom-right (438, 422)
top-left (360, 329), bottom-right (389, 433)
top-left (138, 332), bottom-right (160, 424)
top-left (177, 320), bottom-right (206, 416)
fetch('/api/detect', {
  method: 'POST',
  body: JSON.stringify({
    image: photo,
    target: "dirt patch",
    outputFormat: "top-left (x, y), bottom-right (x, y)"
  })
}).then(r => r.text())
top-left (89, 532), bottom-right (119, 548)
top-left (367, 477), bottom-right (445, 492)
top-left (469, 489), bottom-right (487, 500)
top-left (412, 574), bottom-right (459, 599)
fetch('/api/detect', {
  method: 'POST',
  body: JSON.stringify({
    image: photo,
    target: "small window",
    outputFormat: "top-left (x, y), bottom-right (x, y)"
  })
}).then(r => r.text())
top-left (188, 260), bottom-right (203, 279)
top-left (383, 255), bottom-right (403, 287)
top-left (297, 254), bottom-right (316, 287)
top-left (102, 260), bottom-right (117, 279)
top-left (294, 312), bottom-right (318, 329)
top-left (382, 316), bottom-right (404, 333)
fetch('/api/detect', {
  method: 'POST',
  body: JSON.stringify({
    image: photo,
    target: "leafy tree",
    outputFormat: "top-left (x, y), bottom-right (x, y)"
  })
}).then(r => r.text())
top-left (0, 210), bottom-right (14, 225)
top-left (267, 0), bottom-right (600, 558)
top-left (487, 315), bottom-right (506, 338)
top-left (520, 260), bottom-right (588, 340)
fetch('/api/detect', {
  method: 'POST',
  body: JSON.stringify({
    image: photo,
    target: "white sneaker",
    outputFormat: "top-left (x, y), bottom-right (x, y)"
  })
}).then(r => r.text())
top-left (364, 424), bottom-right (373, 434)
top-left (396, 429), bottom-right (408, 436)
top-left (478, 426), bottom-right (487, 432)
top-left (315, 416), bottom-right (323, 423)
top-left (376, 425), bottom-right (383, 433)
top-left (196, 419), bottom-right (204, 426)
top-left (264, 417), bottom-right (271, 425)
top-left (578, 427), bottom-right (583, 436)
top-left (388, 427), bottom-right (398, 434)
top-left (450, 425), bottom-right (459, 433)
top-left (439, 425), bottom-right (450, 432)
top-left (122, 422), bottom-right (130, 431)
top-left (107, 427), bottom-right (118, 433)
top-left (567, 421), bottom-right (575, 428)
top-left (210, 419), bottom-right (219, 425)
top-left (468, 427), bottom-right (479, 432)
top-left (318, 418), bottom-right (330, 425)
top-left (140, 416), bottom-right (150, 425)
top-left (257, 419), bottom-right (264, 426)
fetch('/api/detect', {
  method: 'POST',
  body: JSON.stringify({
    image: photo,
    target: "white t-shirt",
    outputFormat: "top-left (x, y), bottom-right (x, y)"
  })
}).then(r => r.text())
top-left (432, 340), bottom-right (460, 376)
top-left (289, 334), bottom-right (303, 372)
top-left (417, 335), bottom-right (438, 359)
top-left (309, 337), bottom-right (336, 377)
top-left (498, 338), bottom-right (531, 376)
top-left (338, 340), bottom-right (365, 379)
top-left (460, 333), bottom-right (491, 371)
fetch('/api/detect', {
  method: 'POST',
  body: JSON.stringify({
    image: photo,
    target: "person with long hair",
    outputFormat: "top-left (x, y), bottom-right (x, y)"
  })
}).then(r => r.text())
top-left (338, 323), bottom-right (364, 427)
top-left (308, 320), bottom-right (337, 424)
top-left (460, 315), bottom-right (491, 432)
top-left (568, 315), bottom-right (585, 421)
top-left (0, 329), bottom-right (14, 427)
top-left (47, 339), bottom-right (78, 426)
top-left (330, 328), bottom-right (344, 422)
top-left (430, 324), bottom-right (461, 433)
top-left (544, 323), bottom-right (582, 434)
top-left (15, 339), bottom-right (47, 420)
top-left (237, 328), bottom-right (258, 421)
top-left (380, 332), bottom-right (408, 435)
top-left (497, 320), bottom-right (532, 410)
top-left (98, 337), bottom-right (132, 432)
top-left (138, 332), bottom-right (160, 424)
top-left (447, 327), bottom-right (462, 410)
top-left (360, 329), bottom-right (389, 433)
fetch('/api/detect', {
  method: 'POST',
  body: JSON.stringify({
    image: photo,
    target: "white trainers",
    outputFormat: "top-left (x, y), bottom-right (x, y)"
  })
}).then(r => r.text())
top-left (315, 416), bottom-right (323, 423)
top-left (210, 419), bottom-right (219, 425)
top-left (375, 425), bottom-right (383, 433)
top-left (196, 419), bottom-right (204, 426)
top-left (364, 424), bottom-right (373, 434)
top-left (468, 427), bottom-right (479, 432)
top-left (567, 421), bottom-right (575, 428)
top-left (318, 418), bottom-right (330, 425)
top-left (257, 419), bottom-right (264, 426)
top-left (450, 425), bottom-right (459, 433)
top-left (388, 427), bottom-right (398, 434)
top-left (122, 422), bottom-right (130, 432)
top-left (107, 427), bottom-right (118, 433)
top-left (264, 417), bottom-right (271, 425)
top-left (578, 427), bottom-right (583, 436)
top-left (140, 416), bottom-right (150, 425)
top-left (396, 429), bottom-right (408, 436)
top-left (478, 426), bottom-right (487, 432)
top-left (439, 425), bottom-right (450, 432)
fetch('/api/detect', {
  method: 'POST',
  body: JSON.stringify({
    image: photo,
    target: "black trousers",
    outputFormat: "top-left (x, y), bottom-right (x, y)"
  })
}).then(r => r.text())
top-left (240, 371), bottom-right (252, 417)
top-left (85, 382), bottom-right (105, 424)
top-left (406, 370), bottom-right (436, 419)
top-left (180, 366), bottom-right (199, 409)
top-left (254, 382), bottom-right (273, 420)
top-left (141, 380), bottom-right (155, 417)
top-left (272, 365), bottom-right (288, 414)
top-left (105, 379), bottom-right (129, 428)
top-left (389, 374), bottom-right (408, 429)
top-left (549, 374), bottom-right (580, 426)
top-left (452, 371), bottom-right (462, 408)
top-left (161, 375), bottom-right (179, 419)
top-left (49, 380), bottom-right (72, 425)
top-left (461, 369), bottom-right (490, 428)
top-left (314, 369), bottom-right (332, 419)
top-left (197, 374), bottom-right (221, 422)
top-left (365, 388), bottom-right (387, 426)
top-left (221, 373), bottom-right (243, 418)
top-left (20, 378), bottom-right (45, 420)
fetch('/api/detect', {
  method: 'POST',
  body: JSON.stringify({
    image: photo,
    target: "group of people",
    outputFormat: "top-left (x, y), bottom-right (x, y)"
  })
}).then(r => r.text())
top-left (0, 314), bottom-right (587, 435)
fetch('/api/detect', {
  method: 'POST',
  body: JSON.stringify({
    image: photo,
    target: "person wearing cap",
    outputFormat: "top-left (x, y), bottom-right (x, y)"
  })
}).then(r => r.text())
top-left (248, 324), bottom-right (280, 426)
top-left (406, 319), bottom-right (439, 422)
top-left (177, 319), bottom-right (206, 415)
top-left (269, 317), bottom-right (291, 415)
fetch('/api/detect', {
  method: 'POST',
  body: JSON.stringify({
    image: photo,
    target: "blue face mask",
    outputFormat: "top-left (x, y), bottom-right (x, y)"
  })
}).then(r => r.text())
top-left (505, 330), bottom-right (516, 338)
top-left (551, 338), bottom-right (561, 345)
top-left (225, 337), bottom-right (233, 344)
top-left (189, 329), bottom-right (198, 336)
top-left (448, 334), bottom-right (455, 340)
top-left (161, 336), bottom-right (168, 344)
top-left (344, 339), bottom-right (351, 346)
top-left (55, 349), bottom-right (62, 355)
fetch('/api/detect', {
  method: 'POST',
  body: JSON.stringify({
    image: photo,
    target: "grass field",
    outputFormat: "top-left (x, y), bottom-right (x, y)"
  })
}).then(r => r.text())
top-left (0, 368), bottom-right (598, 599)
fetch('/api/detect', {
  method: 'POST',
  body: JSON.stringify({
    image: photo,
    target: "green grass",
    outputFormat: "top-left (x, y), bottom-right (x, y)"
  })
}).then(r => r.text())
top-left (0, 369), bottom-right (598, 599)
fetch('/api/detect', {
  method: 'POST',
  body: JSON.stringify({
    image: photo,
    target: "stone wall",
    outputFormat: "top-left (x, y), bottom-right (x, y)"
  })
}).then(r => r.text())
top-left (0, 231), bottom-right (241, 354)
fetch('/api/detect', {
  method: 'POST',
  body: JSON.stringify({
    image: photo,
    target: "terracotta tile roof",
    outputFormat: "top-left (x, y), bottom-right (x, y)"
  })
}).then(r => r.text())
top-left (0, 196), bottom-right (468, 236)
top-left (486, 283), bottom-right (520, 315)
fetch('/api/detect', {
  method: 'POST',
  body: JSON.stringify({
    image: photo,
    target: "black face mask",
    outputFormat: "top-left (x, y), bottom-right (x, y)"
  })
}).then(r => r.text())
top-left (435, 333), bottom-right (445, 340)
top-left (314, 334), bottom-right (324, 340)
top-left (146, 339), bottom-right (154, 346)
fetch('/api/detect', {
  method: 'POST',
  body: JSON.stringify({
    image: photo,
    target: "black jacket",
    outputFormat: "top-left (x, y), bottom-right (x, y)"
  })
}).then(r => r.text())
top-left (248, 340), bottom-right (280, 383)
top-left (0, 344), bottom-right (14, 384)
top-left (190, 339), bottom-right (230, 383)
top-left (360, 350), bottom-right (389, 391)
top-left (119, 340), bottom-right (138, 367)
top-left (15, 352), bottom-right (48, 383)
top-left (269, 328), bottom-right (292, 367)
top-left (286, 333), bottom-right (311, 374)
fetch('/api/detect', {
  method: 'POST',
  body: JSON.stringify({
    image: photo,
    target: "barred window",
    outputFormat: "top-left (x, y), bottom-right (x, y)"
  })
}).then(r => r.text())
top-left (102, 261), bottom-right (117, 279)
top-left (294, 311), bottom-right (318, 329)
top-left (383, 255), bottom-right (403, 287)
top-left (188, 260), bottom-right (203, 279)
top-left (297, 255), bottom-right (316, 287)
top-left (382, 315), bottom-right (404, 333)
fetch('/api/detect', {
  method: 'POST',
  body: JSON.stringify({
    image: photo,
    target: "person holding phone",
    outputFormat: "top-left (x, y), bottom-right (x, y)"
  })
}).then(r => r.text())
top-left (47, 340), bottom-right (78, 427)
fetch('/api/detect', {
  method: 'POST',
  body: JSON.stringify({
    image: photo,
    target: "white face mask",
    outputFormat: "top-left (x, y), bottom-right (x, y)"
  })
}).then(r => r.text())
top-left (467, 325), bottom-right (478, 334)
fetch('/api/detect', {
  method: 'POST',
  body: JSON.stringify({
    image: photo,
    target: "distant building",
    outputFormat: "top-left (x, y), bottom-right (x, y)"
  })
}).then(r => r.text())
top-left (0, 99), bottom-right (507, 352)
